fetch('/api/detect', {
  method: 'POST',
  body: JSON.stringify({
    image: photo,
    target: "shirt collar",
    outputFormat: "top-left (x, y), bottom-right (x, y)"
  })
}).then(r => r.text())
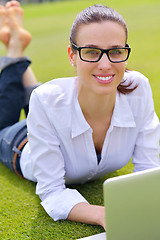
top-left (111, 91), bottom-right (136, 128)
top-left (71, 90), bottom-right (136, 138)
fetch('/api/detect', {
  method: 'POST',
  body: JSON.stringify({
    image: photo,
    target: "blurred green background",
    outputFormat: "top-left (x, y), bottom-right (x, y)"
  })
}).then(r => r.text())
top-left (0, 0), bottom-right (160, 239)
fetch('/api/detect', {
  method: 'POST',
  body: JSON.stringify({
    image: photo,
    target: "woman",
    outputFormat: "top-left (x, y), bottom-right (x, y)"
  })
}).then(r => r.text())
top-left (0, 3), bottom-right (159, 229)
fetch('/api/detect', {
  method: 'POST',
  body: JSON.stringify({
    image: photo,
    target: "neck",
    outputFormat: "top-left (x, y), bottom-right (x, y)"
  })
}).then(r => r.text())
top-left (78, 86), bottom-right (116, 120)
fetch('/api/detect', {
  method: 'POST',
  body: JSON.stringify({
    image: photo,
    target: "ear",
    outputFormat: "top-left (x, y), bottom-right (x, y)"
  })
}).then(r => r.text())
top-left (68, 45), bottom-right (76, 67)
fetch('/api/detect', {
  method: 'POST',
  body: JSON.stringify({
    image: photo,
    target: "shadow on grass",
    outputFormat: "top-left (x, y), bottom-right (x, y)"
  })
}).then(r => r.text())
top-left (29, 179), bottom-right (105, 239)
top-left (0, 161), bottom-right (133, 239)
top-left (0, 163), bottom-right (104, 239)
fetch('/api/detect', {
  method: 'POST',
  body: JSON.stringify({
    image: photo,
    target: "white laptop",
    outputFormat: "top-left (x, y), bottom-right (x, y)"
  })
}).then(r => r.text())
top-left (77, 167), bottom-right (160, 240)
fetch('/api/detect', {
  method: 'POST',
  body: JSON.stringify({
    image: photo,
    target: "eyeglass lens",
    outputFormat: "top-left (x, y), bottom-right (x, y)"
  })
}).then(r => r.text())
top-left (80, 48), bottom-right (128, 62)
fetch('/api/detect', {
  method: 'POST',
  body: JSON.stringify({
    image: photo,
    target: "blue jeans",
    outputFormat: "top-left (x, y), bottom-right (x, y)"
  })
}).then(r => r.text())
top-left (0, 60), bottom-right (31, 177)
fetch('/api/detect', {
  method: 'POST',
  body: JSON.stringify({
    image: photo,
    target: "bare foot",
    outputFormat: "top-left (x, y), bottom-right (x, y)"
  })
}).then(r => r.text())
top-left (6, 1), bottom-right (32, 57)
top-left (0, 5), bottom-right (10, 46)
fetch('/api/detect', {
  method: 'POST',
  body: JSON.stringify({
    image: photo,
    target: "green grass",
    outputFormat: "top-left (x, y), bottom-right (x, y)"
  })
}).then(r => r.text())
top-left (0, 0), bottom-right (160, 239)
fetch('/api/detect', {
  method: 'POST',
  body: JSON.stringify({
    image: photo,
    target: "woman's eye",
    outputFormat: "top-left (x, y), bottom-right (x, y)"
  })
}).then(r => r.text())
top-left (85, 49), bottom-right (99, 55)
top-left (110, 49), bottom-right (122, 55)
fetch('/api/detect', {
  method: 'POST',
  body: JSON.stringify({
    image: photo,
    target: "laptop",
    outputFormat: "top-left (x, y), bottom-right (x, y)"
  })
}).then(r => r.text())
top-left (77, 167), bottom-right (160, 240)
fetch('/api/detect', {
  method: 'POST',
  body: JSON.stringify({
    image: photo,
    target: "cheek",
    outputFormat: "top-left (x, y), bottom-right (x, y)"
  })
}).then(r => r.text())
top-left (76, 61), bottom-right (90, 76)
top-left (116, 63), bottom-right (126, 75)
top-left (114, 63), bottom-right (126, 84)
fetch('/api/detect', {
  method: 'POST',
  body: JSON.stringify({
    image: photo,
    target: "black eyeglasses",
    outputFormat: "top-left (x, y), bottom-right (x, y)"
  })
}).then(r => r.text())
top-left (71, 42), bottom-right (131, 63)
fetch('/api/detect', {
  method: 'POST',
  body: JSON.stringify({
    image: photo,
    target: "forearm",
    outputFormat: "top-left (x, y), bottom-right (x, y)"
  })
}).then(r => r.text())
top-left (67, 202), bottom-right (106, 229)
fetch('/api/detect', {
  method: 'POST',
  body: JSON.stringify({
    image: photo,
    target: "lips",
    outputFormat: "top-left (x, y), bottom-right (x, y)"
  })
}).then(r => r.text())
top-left (93, 74), bottom-right (114, 84)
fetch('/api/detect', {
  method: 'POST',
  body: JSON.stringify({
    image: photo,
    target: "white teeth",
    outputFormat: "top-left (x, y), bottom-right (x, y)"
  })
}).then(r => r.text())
top-left (96, 76), bottom-right (112, 81)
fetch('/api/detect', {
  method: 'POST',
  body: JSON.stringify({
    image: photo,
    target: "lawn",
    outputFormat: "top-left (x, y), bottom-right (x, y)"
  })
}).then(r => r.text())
top-left (0, 0), bottom-right (160, 239)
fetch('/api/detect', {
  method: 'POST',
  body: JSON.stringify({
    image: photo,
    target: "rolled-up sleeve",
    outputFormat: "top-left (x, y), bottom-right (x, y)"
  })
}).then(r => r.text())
top-left (27, 91), bottom-right (88, 221)
top-left (41, 188), bottom-right (88, 221)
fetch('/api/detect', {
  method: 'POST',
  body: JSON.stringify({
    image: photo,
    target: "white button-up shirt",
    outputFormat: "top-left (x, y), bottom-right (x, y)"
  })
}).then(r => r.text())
top-left (20, 70), bottom-right (160, 221)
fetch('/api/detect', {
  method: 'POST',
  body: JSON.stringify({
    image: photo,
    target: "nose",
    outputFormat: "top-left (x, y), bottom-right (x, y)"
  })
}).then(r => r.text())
top-left (98, 53), bottom-right (112, 70)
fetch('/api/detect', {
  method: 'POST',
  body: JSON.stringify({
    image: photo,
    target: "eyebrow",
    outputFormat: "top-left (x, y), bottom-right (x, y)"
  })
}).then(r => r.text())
top-left (111, 45), bottom-right (124, 48)
top-left (83, 44), bottom-right (124, 49)
top-left (84, 44), bottom-right (99, 48)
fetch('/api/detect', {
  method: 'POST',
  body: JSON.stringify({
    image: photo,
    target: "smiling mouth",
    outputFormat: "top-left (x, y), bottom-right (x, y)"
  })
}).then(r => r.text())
top-left (94, 75), bottom-right (114, 83)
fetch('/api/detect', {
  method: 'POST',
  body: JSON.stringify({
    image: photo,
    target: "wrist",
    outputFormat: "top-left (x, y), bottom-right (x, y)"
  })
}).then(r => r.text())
top-left (93, 205), bottom-right (106, 229)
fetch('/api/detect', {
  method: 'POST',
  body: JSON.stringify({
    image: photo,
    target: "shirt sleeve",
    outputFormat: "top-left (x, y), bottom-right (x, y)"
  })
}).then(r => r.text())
top-left (132, 76), bottom-right (160, 171)
top-left (27, 90), bottom-right (88, 221)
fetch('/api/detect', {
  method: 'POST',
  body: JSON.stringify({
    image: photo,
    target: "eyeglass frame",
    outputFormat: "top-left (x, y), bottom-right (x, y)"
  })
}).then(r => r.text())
top-left (71, 42), bottom-right (131, 63)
